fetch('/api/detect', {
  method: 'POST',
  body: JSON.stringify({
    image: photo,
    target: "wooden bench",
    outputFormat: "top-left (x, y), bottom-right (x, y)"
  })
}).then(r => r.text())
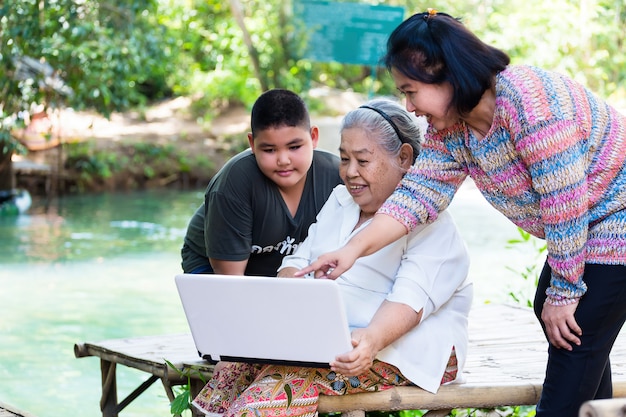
top-left (74, 304), bottom-right (626, 417)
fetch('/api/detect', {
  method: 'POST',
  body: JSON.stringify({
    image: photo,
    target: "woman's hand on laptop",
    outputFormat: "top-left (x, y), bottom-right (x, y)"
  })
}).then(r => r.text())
top-left (330, 328), bottom-right (378, 376)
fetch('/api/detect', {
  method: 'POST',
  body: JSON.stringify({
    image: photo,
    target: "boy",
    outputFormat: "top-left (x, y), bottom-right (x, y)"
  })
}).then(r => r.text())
top-left (181, 89), bottom-right (342, 276)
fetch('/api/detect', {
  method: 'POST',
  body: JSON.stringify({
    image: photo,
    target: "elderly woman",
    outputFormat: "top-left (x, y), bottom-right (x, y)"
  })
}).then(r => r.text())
top-left (192, 98), bottom-right (473, 417)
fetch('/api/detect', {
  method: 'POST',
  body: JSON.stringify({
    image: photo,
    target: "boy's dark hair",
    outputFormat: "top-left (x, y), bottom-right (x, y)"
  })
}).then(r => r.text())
top-left (250, 89), bottom-right (311, 137)
top-left (383, 11), bottom-right (510, 116)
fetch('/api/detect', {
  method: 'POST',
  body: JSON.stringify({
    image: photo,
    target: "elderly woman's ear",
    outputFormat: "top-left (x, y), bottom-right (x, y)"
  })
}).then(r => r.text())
top-left (399, 143), bottom-right (414, 170)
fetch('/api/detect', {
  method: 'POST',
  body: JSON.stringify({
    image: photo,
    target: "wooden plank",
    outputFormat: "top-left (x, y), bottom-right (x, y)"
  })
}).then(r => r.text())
top-left (75, 333), bottom-right (200, 381)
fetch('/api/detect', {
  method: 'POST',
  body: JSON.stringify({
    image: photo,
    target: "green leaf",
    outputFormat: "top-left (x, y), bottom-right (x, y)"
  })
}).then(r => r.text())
top-left (170, 390), bottom-right (190, 415)
top-left (165, 359), bottom-right (185, 378)
top-left (284, 383), bottom-right (293, 408)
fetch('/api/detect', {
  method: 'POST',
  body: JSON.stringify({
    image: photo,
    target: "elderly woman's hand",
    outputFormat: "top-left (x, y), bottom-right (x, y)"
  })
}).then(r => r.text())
top-left (330, 328), bottom-right (379, 376)
top-left (329, 301), bottom-right (422, 376)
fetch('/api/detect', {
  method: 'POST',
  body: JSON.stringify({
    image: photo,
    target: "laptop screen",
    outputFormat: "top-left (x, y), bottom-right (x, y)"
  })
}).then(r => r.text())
top-left (175, 274), bottom-right (353, 367)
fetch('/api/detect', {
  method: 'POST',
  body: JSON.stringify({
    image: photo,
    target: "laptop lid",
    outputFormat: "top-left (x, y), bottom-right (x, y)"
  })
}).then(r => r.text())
top-left (175, 273), bottom-right (353, 368)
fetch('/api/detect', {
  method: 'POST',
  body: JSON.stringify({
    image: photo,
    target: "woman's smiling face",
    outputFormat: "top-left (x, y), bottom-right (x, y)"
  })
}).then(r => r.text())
top-left (339, 127), bottom-right (407, 216)
top-left (391, 67), bottom-right (459, 131)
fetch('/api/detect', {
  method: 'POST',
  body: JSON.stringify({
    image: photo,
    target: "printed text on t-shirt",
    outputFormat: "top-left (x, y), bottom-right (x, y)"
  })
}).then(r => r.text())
top-left (250, 236), bottom-right (300, 255)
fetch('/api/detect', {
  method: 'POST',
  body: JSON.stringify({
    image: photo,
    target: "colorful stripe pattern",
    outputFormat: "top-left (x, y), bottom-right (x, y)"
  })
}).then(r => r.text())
top-left (379, 65), bottom-right (626, 304)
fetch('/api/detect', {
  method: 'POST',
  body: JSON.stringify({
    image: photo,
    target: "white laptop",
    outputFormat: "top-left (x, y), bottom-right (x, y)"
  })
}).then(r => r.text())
top-left (175, 273), bottom-right (353, 367)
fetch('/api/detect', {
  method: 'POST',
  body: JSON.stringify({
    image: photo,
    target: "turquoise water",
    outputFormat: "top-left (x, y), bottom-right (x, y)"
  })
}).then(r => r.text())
top-left (0, 190), bottom-right (202, 417)
top-left (0, 185), bottom-right (541, 417)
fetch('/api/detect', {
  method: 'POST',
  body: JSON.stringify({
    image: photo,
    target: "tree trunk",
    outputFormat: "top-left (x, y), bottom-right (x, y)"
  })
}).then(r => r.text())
top-left (0, 144), bottom-right (14, 191)
top-left (229, 0), bottom-right (269, 91)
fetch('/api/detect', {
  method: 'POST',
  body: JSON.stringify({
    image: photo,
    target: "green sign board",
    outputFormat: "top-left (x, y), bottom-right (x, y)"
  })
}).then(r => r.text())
top-left (294, 0), bottom-right (405, 66)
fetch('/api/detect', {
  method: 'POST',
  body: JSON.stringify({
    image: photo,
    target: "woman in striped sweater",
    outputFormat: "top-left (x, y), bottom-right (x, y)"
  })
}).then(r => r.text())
top-left (298, 10), bottom-right (626, 417)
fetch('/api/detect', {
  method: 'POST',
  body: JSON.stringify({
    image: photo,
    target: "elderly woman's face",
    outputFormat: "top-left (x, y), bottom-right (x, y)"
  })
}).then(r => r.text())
top-left (339, 127), bottom-right (406, 215)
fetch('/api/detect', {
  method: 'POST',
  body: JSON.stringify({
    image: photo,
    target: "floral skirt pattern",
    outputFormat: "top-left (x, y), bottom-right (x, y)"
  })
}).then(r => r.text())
top-left (192, 348), bottom-right (457, 417)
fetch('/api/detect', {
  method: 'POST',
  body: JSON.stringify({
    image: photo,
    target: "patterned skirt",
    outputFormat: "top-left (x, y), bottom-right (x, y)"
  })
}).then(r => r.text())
top-left (192, 348), bottom-right (457, 417)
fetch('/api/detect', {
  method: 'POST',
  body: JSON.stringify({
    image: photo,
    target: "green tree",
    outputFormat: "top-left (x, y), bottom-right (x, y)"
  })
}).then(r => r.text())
top-left (2, 0), bottom-right (624, 194)
top-left (0, 0), bottom-right (175, 190)
top-left (161, 0), bottom-right (390, 122)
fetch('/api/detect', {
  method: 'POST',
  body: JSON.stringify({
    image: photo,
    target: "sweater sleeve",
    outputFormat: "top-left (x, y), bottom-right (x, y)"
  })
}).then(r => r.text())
top-left (516, 119), bottom-right (589, 304)
top-left (378, 128), bottom-right (468, 231)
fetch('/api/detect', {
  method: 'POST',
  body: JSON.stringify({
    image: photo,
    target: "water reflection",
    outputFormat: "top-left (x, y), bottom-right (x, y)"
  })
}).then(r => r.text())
top-left (0, 186), bottom-right (541, 417)
top-left (0, 190), bottom-right (204, 417)
top-left (0, 190), bottom-right (203, 264)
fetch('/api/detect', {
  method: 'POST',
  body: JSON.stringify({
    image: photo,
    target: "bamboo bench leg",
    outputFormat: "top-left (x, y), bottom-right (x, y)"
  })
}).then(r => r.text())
top-left (161, 379), bottom-right (177, 404)
top-left (100, 359), bottom-right (118, 417)
top-left (98, 358), bottom-right (161, 417)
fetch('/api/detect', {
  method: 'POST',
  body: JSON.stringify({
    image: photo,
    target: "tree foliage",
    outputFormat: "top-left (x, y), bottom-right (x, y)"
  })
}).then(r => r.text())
top-left (0, 0), bottom-right (180, 189)
top-left (1, 0), bottom-right (625, 158)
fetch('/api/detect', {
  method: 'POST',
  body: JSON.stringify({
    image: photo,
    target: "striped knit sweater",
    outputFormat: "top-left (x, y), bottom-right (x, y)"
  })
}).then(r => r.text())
top-left (379, 65), bottom-right (626, 305)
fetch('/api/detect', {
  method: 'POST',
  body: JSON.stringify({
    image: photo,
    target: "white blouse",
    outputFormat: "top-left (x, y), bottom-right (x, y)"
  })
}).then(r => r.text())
top-left (279, 185), bottom-right (473, 393)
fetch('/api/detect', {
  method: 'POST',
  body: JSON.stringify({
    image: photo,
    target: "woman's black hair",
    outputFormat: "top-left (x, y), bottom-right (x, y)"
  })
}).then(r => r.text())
top-left (383, 11), bottom-right (510, 116)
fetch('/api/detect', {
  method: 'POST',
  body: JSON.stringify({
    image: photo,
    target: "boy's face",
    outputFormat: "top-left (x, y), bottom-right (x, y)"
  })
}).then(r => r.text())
top-left (248, 125), bottom-right (319, 193)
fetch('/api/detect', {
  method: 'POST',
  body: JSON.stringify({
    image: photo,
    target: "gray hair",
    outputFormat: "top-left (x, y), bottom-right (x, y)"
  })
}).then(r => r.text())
top-left (340, 98), bottom-right (423, 163)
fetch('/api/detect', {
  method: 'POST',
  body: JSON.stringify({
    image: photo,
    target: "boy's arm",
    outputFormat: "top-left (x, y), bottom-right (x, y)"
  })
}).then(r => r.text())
top-left (277, 267), bottom-right (298, 277)
top-left (209, 258), bottom-right (248, 275)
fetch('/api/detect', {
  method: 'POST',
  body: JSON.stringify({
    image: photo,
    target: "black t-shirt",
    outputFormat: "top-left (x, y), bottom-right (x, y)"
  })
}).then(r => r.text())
top-left (181, 203), bottom-right (207, 273)
top-left (181, 149), bottom-right (342, 275)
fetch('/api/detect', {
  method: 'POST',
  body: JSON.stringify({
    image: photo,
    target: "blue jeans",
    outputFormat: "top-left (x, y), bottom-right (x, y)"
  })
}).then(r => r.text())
top-left (533, 262), bottom-right (626, 416)
top-left (190, 264), bottom-right (214, 274)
